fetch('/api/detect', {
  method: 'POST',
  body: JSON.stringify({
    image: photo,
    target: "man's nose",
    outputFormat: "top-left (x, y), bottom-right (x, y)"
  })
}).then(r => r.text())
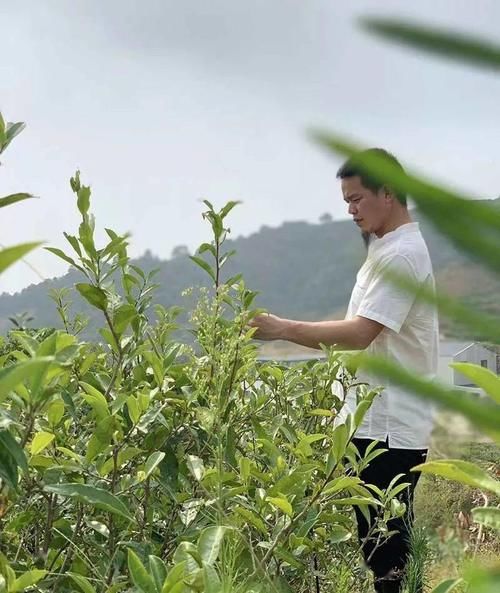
top-left (348, 203), bottom-right (357, 215)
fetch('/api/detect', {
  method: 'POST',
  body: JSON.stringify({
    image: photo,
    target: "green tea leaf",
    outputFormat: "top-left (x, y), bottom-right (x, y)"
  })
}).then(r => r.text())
top-left (197, 526), bottom-right (229, 565)
top-left (189, 255), bottom-right (216, 282)
top-left (30, 432), bottom-right (55, 455)
top-left (80, 382), bottom-right (110, 422)
top-left (44, 247), bottom-right (84, 272)
top-left (44, 483), bottom-right (133, 520)
top-left (161, 562), bottom-right (186, 593)
top-left (76, 283), bottom-right (108, 311)
top-left (220, 201), bottom-right (241, 219)
top-left (67, 572), bottom-right (98, 593)
top-left (144, 451), bottom-right (166, 480)
top-left (128, 549), bottom-right (157, 593)
top-left (47, 399), bottom-right (65, 426)
top-left (266, 496), bottom-right (293, 517)
top-left (234, 507), bottom-right (267, 534)
top-left (127, 549), bottom-right (157, 593)
top-left (149, 555), bottom-right (167, 592)
top-left (113, 304), bottom-right (137, 335)
top-left (77, 186), bottom-right (91, 216)
top-left (10, 569), bottom-right (47, 592)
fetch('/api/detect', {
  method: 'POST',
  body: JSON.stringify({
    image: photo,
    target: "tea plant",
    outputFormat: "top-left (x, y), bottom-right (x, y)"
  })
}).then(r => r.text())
top-left (0, 145), bottom-right (405, 592)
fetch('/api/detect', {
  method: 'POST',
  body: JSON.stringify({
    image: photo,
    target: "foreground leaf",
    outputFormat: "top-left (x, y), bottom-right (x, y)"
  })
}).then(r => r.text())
top-left (0, 242), bottom-right (42, 275)
top-left (471, 507), bottom-right (500, 531)
top-left (430, 578), bottom-right (464, 593)
top-left (352, 354), bottom-right (500, 441)
top-left (361, 18), bottom-right (500, 72)
top-left (0, 358), bottom-right (55, 404)
top-left (0, 193), bottom-right (35, 209)
top-left (451, 362), bottom-right (500, 404)
top-left (413, 459), bottom-right (500, 497)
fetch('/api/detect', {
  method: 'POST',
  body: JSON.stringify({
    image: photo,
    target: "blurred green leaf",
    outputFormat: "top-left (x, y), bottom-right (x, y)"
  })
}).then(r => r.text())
top-left (0, 430), bottom-right (28, 477)
top-left (382, 269), bottom-right (500, 345)
top-left (450, 362), bottom-right (500, 404)
top-left (413, 459), bottom-right (500, 497)
top-left (0, 193), bottom-right (35, 209)
top-left (361, 18), bottom-right (500, 72)
top-left (430, 578), bottom-right (464, 593)
top-left (471, 507), bottom-right (500, 531)
top-left (0, 357), bottom-right (55, 404)
top-left (0, 242), bottom-right (42, 275)
top-left (355, 354), bottom-right (500, 441)
top-left (312, 133), bottom-right (500, 275)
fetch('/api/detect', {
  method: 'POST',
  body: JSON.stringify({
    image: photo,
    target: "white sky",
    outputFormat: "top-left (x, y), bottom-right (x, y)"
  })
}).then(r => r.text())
top-left (1, 0), bottom-right (499, 295)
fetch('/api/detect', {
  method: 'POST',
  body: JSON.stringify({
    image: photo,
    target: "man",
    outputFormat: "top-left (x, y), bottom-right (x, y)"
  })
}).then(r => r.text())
top-left (250, 148), bottom-right (439, 593)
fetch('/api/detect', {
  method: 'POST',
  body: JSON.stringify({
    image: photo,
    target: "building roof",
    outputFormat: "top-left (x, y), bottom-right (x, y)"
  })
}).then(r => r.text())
top-left (440, 340), bottom-right (473, 357)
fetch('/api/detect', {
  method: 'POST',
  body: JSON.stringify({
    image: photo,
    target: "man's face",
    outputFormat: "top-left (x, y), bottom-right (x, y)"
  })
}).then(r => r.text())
top-left (341, 176), bottom-right (390, 237)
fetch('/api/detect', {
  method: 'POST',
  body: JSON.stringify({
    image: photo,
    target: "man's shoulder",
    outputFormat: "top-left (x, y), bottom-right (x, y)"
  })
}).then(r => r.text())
top-left (372, 232), bottom-right (433, 280)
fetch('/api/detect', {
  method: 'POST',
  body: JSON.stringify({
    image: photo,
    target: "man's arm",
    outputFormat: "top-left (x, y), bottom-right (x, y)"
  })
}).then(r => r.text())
top-left (250, 314), bottom-right (384, 350)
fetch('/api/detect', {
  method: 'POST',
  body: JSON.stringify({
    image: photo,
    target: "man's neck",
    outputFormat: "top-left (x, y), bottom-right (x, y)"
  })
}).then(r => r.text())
top-left (375, 212), bottom-right (412, 238)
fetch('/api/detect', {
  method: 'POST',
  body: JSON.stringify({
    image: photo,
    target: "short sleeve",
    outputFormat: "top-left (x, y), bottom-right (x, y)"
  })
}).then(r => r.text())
top-left (356, 254), bottom-right (418, 334)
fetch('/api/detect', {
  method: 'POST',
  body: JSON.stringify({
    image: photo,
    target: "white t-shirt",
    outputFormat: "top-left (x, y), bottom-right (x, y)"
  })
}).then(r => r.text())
top-left (344, 222), bottom-right (439, 449)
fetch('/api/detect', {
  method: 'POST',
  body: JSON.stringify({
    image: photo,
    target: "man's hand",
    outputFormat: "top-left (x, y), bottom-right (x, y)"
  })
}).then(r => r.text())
top-left (248, 313), bottom-right (287, 341)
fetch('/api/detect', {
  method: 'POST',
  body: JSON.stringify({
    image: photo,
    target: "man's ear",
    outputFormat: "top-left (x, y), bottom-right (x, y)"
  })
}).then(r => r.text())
top-left (382, 185), bottom-right (395, 204)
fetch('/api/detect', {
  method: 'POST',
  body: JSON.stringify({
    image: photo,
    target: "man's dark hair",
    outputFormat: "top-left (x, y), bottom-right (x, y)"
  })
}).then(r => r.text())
top-left (336, 148), bottom-right (407, 207)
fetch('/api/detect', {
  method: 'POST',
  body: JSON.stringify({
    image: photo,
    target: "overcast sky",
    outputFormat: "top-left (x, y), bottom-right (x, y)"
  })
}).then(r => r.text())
top-left (1, 0), bottom-right (499, 295)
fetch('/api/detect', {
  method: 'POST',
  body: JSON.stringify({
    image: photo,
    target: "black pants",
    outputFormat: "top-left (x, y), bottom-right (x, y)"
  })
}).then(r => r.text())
top-left (352, 438), bottom-right (427, 592)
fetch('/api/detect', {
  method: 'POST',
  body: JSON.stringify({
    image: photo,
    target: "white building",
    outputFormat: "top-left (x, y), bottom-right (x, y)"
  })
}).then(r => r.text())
top-left (452, 342), bottom-right (498, 387)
